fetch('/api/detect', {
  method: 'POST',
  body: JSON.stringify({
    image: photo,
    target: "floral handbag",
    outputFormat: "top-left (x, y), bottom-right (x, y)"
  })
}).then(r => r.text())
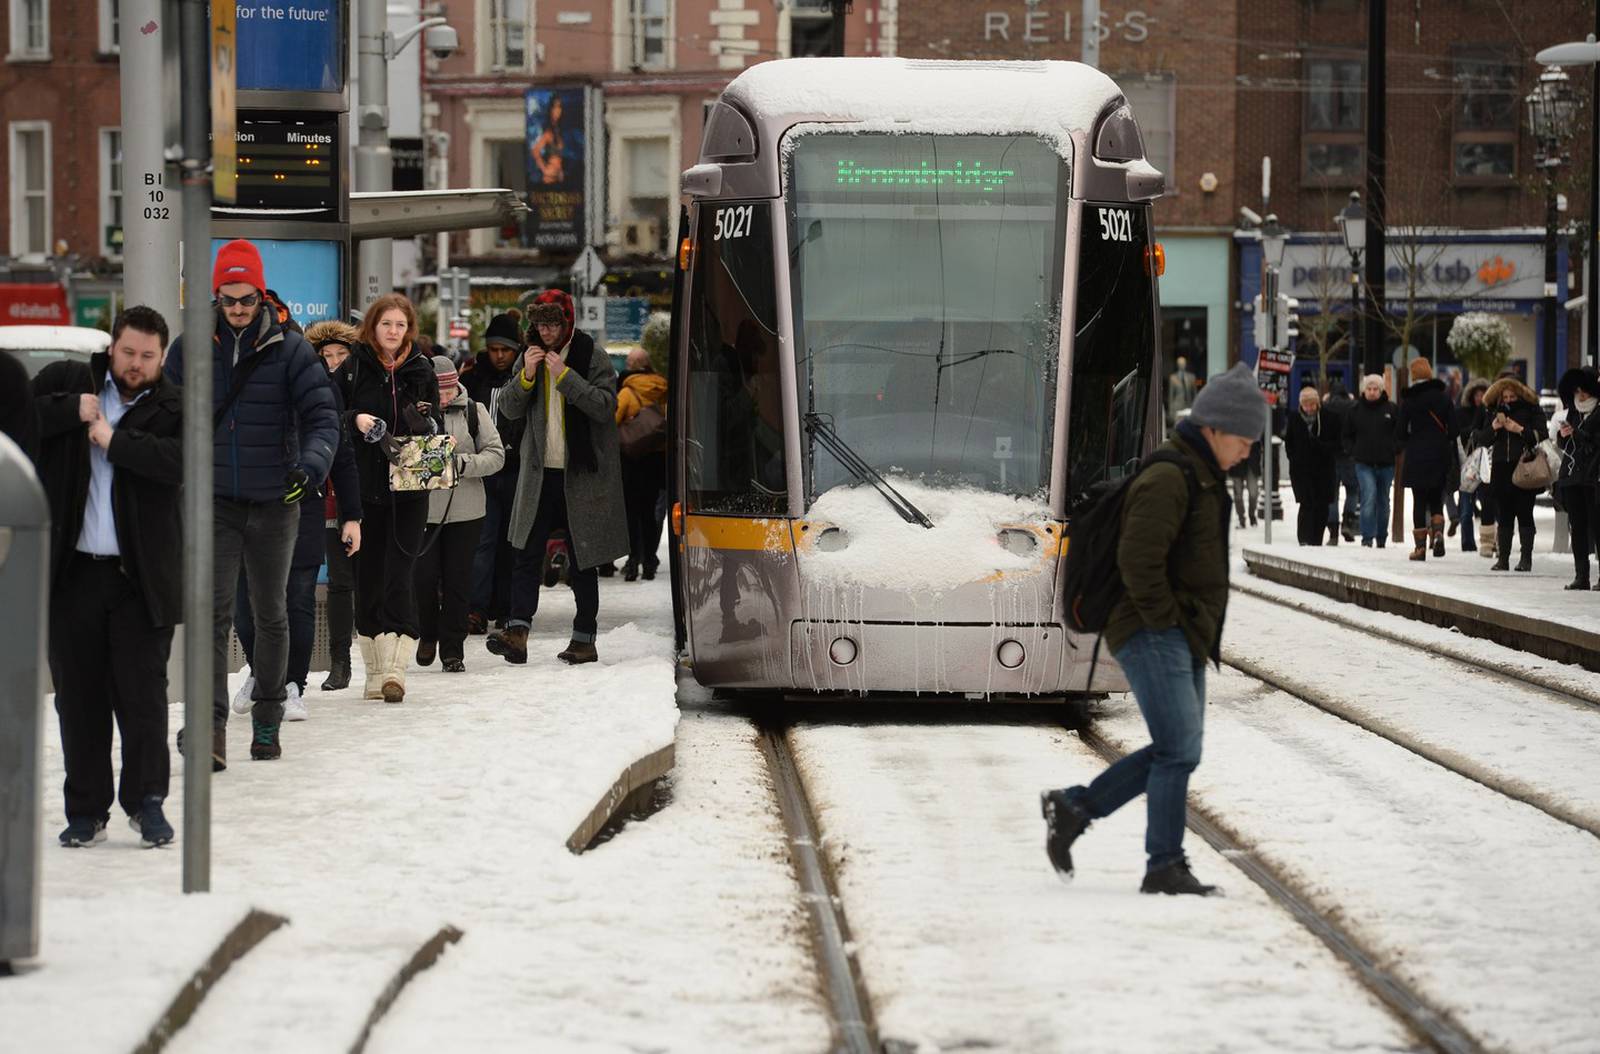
top-left (388, 434), bottom-right (458, 492)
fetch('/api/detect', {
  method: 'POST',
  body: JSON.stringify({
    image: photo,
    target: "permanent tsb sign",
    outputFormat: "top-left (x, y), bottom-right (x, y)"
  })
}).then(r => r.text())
top-left (1282, 240), bottom-right (1549, 304)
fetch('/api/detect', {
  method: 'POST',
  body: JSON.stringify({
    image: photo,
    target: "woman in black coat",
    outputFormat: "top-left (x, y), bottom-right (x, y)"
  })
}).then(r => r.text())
top-left (1555, 367), bottom-right (1600, 589)
top-left (332, 293), bottom-right (442, 702)
top-left (1284, 386), bottom-right (1340, 546)
top-left (1472, 376), bottom-right (1548, 572)
top-left (1395, 358), bottom-right (1458, 560)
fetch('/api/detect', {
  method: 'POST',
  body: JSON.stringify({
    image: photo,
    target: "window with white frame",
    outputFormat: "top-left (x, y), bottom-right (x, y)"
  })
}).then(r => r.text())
top-left (10, 121), bottom-right (51, 256)
top-left (100, 128), bottom-right (123, 258)
top-left (621, 136), bottom-right (670, 253)
top-left (98, 0), bottom-right (118, 54)
top-left (10, 0), bottom-right (49, 58)
top-left (1115, 74), bottom-right (1175, 192)
top-left (628, 0), bottom-right (669, 70)
top-left (484, 0), bottom-right (526, 71)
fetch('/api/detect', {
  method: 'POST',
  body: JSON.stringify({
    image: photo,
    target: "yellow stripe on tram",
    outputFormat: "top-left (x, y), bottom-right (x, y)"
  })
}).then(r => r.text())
top-left (682, 514), bottom-right (796, 553)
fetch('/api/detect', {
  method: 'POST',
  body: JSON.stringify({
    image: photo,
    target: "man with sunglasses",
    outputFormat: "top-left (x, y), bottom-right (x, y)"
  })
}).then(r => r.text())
top-left (164, 239), bottom-right (339, 768)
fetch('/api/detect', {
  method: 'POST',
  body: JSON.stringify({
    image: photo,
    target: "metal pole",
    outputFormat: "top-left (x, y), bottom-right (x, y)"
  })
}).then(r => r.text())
top-left (178, 0), bottom-right (214, 893)
top-left (1364, 0), bottom-right (1386, 375)
top-left (356, 0), bottom-right (392, 306)
top-left (1545, 176), bottom-right (1561, 388)
top-left (118, 0), bottom-right (181, 326)
top-left (1081, 0), bottom-right (1100, 67)
top-left (1349, 251), bottom-right (1361, 376)
top-left (434, 142), bottom-right (448, 346)
top-left (1262, 263), bottom-right (1278, 545)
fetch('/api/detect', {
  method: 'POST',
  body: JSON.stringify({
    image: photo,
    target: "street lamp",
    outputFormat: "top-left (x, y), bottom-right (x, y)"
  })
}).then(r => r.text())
top-left (1257, 213), bottom-right (1290, 542)
top-left (1336, 190), bottom-right (1366, 375)
top-left (1526, 66), bottom-right (1578, 389)
top-left (1537, 34), bottom-right (1600, 370)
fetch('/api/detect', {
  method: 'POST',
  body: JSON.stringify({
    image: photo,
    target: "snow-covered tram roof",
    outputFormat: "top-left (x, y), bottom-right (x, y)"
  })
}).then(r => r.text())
top-left (722, 58), bottom-right (1125, 143)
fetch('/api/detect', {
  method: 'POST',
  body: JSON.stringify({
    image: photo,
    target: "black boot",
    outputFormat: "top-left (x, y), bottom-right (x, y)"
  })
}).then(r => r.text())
top-left (1492, 528), bottom-right (1511, 570)
top-left (1566, 573), bottom-right (1591, 590)
top-left (1140, 855), bottom-right (1220, 896)
top-left (321, 655), bottom-right (351, 691)
top-left (1515, 548), bottom-right (1533, 573)
top-left (1039, 790), bottom-right (1092, 882)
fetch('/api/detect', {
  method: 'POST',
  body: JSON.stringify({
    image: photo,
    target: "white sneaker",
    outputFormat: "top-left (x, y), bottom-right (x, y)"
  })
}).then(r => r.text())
top-left (230, 672), bottom-right (257, 715)
top-left (282, 682), bottom-right (308, 722)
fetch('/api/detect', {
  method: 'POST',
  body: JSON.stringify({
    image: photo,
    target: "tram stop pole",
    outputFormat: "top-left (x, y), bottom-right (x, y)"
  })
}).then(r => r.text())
top-left (178, 0), bottom-right (215, 893)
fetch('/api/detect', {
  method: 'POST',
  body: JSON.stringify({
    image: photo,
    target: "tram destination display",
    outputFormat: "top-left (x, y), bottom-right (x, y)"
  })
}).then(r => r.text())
top-left (791, 133), bottom-right (1060, 203)
top-left (214, 114), bottom-right (341, 220)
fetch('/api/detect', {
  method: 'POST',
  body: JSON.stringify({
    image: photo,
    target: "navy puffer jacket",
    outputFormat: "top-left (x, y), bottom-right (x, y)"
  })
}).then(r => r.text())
top-left (165, 306), bottom-right (339, 501)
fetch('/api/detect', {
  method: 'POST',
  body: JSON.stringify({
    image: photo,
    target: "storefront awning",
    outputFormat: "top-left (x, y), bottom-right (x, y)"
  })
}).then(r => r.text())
top-left (349, 189), bottom-right (530, 240)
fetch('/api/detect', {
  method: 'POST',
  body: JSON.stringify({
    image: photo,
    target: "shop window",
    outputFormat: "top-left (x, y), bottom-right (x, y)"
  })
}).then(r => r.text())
top-left (1452, 49), bottom-right (1518, 184)
top-left (1303, 55), bottom-right (1364, 185)
top-left (684, 201), bottom-right (786, 515)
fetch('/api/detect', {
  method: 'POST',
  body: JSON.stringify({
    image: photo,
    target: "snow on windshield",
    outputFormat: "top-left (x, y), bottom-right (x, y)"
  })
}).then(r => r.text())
top-left (803, 478), bottom-right (1049, 591)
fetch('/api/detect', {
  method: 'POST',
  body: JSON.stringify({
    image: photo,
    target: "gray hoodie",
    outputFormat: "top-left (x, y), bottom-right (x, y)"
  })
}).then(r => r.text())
top-left (428, 395), bottom-right (506, 525)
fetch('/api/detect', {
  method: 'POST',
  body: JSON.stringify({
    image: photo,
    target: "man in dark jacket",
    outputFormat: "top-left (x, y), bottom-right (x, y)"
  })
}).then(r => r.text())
top-left (1284, 386), bottom-right (1340, 546)
top-left (164, 239), bottom-right (339, 766)
top-left (1344, 375), bottom-right (1399, 547)
top-left (1041, 362), bottom-right (1265, 897)
top-left (464, 312), bottom-right (527, 631)
top-left (32, 306), bottom-right (182, 848)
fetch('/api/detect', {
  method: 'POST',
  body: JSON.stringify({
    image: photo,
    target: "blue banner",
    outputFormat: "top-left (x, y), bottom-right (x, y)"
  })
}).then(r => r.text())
top-left (235, 0), bottom-right (341, 93)
top-left (211, 238), bottom-right (342, 323)
top-left (605, 297), bottom-right (651, 343)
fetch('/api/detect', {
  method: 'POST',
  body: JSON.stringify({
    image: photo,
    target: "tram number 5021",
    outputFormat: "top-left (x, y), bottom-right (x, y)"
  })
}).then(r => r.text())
top-left (713, 205), bottom-right (755, 241)
top-left (1097, 207), bottom-right (1134, 243)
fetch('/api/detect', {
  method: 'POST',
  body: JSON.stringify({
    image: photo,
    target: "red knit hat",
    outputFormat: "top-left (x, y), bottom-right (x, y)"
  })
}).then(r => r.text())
top-left (212, 239), bottom-right (266, 294)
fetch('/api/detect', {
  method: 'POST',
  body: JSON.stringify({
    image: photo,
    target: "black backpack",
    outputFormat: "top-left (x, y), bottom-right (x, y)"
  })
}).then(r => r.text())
top-left (1062, 449), bottom-right (1198, 635)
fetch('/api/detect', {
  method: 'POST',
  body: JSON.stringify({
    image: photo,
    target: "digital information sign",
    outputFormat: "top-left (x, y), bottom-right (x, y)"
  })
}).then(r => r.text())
top-left (216, 113), bottom-right (341, 219)
top-left (234, 0), bottom-right (341, 93)
top-left (792, 134), bottom-right (1060, 201)
top-left (211, 237), bottom-right (343, 324)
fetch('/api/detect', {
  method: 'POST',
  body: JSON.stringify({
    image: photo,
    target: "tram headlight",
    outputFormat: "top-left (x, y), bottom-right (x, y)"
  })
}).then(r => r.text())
top-left (816, 527), bottom-right (849, 552)
top-left (997, 640), bottom-right (1026, 669)
top-left (997, 529), bottom-right (1039, 556)
top-left (828, 637), bottom-right (858, 666)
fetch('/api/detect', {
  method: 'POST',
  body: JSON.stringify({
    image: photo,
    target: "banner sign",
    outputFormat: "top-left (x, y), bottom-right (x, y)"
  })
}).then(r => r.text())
top-left (211, 0), bottom-right (237, 202)
top-left (0, 283), bottom-right (70, 325)
top-left (524, 86), bottom-right (592, 252)
top-left (1255, 346), bottom-right (1293, 407)
top-left (235, 0), bottom-right (341, 93)
top-left (604, 297), bottom-right (651, 343)
top-left (211, 238), bottom-right (342, 323)
top-left (1281, 240), bottom-right (1549, 303)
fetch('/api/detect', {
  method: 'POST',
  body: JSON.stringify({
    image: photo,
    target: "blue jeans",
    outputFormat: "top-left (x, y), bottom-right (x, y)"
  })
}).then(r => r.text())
top-left (1355, 463), bottom-right (1394, 543)
top-left (1068, 627), bottom-right (1205, 870)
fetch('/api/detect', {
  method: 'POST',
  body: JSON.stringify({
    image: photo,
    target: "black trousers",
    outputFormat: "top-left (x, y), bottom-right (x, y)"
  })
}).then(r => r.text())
top-left (355, 494), bottom-right (429, 639)
top-left (1564, 485), bottom-right (1600, 575)
top-left (1490, 475), bottom-right (1537, 556)
top-left (325, 526), bottom-right (355, 661)
top-left (236, 563), bottom-right (319, 693)
top-left (509, 469), bottom-right (600, 642)
top-left (49, 555), bottom-right (174, 821)
top-left (1296, 495), bottom-right (1325, 545)
top-left (1410, 486), bottom-right (1444, 529)
top-left (622, 453), bottom-right (666, 570)
top-left (413, 518), bottom-right (481, 661)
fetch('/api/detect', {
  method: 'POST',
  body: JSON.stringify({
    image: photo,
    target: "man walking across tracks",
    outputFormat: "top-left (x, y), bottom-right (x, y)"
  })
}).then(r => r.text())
top-left (32, 306), bottom-right (183, 847)
top-left (165, 239), bottom-right (339, 766)
top-left (1042, 362), bottom-right (1266, 896)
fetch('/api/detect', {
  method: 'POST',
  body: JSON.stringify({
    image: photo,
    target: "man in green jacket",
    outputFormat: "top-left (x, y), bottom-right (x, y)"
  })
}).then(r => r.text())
top-left (1043, 362), bottom-right (1266, 895)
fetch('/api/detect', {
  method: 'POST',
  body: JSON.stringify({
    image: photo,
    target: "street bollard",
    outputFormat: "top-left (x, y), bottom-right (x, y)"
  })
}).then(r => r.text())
top-left (0, 432), bottom-right (49, 968)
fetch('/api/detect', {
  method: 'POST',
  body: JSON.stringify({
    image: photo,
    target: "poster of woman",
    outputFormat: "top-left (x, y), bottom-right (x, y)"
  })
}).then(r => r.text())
top-left (524, 87), bottom-right (589, 250)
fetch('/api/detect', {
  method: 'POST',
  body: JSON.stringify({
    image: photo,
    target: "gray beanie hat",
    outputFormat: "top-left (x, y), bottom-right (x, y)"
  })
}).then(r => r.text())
top-left (1187, 362), bottom-right (1266, 438)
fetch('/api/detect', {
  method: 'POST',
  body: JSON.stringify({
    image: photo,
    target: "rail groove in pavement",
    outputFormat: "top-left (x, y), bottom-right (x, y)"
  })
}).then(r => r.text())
top-left (757, 723), bottom-right (881, 1054)
top-left (349, 925), bottom-right (466, 1054)
top-left (1077, 727), bottom-right (1484, 1054)
top-left (131, 908), bottom-right (287, 1054)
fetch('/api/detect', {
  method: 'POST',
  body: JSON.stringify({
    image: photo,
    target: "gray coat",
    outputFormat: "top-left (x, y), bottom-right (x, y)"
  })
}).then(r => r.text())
top-left (497, 333), bottom-right (629, 569)
top-left (428, 396), bottom-right (505, 525)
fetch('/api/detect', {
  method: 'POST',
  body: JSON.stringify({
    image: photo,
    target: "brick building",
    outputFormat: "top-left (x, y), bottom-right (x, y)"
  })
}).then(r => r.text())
top-left (0, 0), bottom-right (125, 322)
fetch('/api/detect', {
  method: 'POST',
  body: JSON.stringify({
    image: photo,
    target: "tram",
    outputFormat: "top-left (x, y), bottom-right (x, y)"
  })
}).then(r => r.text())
top-left (667, 58), bottom-right (1166, 698)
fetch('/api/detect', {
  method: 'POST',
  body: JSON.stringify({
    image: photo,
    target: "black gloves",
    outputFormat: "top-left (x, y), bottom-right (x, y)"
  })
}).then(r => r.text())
top-left (282, 467), bottom-right (310, 506)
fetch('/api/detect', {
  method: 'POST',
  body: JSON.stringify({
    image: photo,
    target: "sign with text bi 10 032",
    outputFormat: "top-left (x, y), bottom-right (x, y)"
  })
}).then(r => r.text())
top-left (235, 0), bottom-right (341, 93)
top-left (211, 238), bottom-right (342, 324)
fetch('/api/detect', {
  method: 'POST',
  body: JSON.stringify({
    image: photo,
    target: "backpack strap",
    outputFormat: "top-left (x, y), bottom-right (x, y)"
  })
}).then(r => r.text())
top-left (467, 399), bottom-right (479, 443)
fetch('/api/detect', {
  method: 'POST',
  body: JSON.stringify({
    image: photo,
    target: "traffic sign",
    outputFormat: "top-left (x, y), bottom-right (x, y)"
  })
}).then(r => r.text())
top-left (572, 246), bottom-right (607, 295)
top-left (449, 320), bottom-right (471, 339)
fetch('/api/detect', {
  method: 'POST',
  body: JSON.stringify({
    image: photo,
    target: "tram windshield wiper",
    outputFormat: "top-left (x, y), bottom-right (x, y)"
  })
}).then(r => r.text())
top-left (804, 412), bottom-right (935, 529)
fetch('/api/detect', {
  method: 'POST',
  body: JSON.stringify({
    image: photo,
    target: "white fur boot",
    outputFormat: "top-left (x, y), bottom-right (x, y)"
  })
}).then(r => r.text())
top-left (383, 634), bottom-right (415, 703)
top-left (357, 635), bottom-right (384, 700)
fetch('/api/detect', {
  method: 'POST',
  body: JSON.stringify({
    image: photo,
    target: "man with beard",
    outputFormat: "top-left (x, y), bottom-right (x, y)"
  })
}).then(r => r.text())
top-left (32, 306), bottom-right (183, 847)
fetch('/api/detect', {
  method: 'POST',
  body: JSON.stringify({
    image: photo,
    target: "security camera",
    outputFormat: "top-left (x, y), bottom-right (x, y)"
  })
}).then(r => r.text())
top-left (424, 24), bottom-right (458, 60)
top-left (1238, 206), bottom-right (1263, 227)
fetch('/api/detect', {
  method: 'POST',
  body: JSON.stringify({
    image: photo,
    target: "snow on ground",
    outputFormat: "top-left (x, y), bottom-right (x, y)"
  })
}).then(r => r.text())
top-left (789, 721), bottom-right (1410, 1053)
top-left (4, 574), bottom-right (826, 1052)
top-left (1223, 592), bottom-right (1600, 831)
top-left (1093, 672), bottom-right (1600, 1054)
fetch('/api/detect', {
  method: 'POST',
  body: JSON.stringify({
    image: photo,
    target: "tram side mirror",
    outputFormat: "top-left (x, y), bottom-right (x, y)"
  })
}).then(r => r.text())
top-left (790, 220), bottom-right (824, 261)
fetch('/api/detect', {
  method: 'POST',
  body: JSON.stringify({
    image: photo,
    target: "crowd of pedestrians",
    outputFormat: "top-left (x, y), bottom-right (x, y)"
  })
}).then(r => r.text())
top-left (16, 237), bottom-right (667, 850)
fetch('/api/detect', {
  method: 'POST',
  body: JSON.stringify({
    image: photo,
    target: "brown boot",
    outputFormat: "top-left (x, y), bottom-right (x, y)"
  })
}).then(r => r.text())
top-left (1430, 514), bottom-right (1446, 557)
top-left (486, 625), bottom-right (529, 665)
top-left (558, 640), bottom-right (598, 665)
top-left (1409, 528), bottom-right (1428, 561)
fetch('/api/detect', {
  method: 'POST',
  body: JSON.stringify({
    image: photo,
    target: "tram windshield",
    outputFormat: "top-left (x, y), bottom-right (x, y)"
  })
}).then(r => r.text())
top-left (789, 133), bottom-right (1066, 501)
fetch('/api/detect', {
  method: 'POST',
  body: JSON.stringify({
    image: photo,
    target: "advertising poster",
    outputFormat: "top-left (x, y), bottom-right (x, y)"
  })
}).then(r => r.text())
top-left (234, 0), bottom-right (341, 93)
top-left (211, 238), bottom-right (342, 324)
top-left (524, 87), bottom-right (589, 252)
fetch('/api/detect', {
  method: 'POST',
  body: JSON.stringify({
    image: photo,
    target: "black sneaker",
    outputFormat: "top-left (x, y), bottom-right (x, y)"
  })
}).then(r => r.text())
top-left (250, 702), bottom-right (282, 761)
top-left (1140, 856), bottom-right (1220, 896)
top-left (442, 657), bottom-right (465, 673)
top-left (59, 816), bottom-right (107, 848)
top-left (129, 796), bottom-right (174, 847)
top-left (1039, 789), bottom-right (1092, 882)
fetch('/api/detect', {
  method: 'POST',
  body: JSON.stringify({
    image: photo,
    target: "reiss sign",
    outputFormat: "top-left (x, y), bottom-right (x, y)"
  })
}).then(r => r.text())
top-left (981, 5), bottom-right (1156, 45)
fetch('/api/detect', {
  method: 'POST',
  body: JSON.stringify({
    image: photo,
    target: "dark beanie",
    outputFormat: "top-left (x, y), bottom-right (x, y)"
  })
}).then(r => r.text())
top-left (484, 312), bottom-right (523, 349)
top-left (1189, 362), bottom-right (1267, 438)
